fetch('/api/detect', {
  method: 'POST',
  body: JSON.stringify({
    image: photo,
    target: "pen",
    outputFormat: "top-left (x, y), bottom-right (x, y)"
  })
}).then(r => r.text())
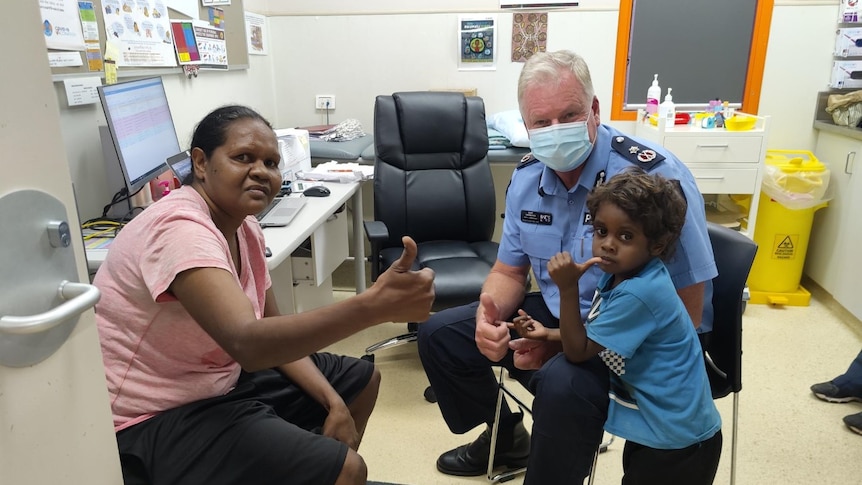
top-left (327, 169), bottom-right (355, 172)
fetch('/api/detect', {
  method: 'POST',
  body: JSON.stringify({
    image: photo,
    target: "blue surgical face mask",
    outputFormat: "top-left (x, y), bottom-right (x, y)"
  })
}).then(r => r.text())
top-left (528, 111), bottom-right (594, 172)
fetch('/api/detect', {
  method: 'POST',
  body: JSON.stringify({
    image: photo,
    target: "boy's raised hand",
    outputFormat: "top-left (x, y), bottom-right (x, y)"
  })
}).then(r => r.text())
top-left (547, 252), bottom-right (601, 291)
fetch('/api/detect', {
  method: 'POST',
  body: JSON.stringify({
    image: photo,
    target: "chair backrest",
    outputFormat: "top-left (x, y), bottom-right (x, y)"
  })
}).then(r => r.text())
top-left (372, 91), bottom-right (495, 249)
top-left (705, 222), bottom-right (758, 398)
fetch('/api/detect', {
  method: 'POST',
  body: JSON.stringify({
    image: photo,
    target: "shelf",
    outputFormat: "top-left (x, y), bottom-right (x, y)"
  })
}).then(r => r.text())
top-left (813, 120), bottom-right (862, 141)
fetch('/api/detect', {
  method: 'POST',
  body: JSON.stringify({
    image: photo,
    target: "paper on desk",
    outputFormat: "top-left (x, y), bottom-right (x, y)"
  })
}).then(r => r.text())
top-left (299, 161), bottom-right (374, 183)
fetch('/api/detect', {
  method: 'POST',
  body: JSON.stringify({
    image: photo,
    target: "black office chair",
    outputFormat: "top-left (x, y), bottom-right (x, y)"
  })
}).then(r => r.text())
top-left (703, 221), bottom-right (757, 485)
top-left (487, 222), bottom-right (757, 484)
top-left (361, 91), bottom-right (498, 361)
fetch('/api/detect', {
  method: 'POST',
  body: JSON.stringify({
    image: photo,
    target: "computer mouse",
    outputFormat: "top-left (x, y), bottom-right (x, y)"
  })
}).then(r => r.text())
top-left (303, 186), bottom-right (331, 197)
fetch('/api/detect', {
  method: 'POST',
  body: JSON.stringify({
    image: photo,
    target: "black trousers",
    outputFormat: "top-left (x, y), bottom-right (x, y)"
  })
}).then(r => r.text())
top-left (622, 430), bottom-right (723, 485)
top-left (116, 353), bottom-right (373, 485)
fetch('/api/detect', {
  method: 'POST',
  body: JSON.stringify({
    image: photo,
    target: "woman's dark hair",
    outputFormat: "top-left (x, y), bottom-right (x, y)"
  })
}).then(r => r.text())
top-left (586, 167), bottom-right (688, 260)
top-left (185, 105), bottom-right (273, 184)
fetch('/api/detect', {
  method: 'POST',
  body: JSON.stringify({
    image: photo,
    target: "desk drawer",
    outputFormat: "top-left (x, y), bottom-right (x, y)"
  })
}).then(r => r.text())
top-left (689, 167), bottom-right (758, 194)
top-left (291, 209), bottom-right (348, 286)
top-left (664, 136), bottom-right (762, 164)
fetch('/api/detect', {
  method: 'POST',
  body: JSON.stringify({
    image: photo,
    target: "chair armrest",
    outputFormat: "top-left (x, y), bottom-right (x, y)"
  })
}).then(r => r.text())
top-left (363, 220), bottom-right (389, 281)
top-left (363, 220), bottom-right (389, 243)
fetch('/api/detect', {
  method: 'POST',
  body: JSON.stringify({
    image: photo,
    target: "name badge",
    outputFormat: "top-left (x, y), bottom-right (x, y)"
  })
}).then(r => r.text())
top-left (521, 210), bottom-right (552, 225)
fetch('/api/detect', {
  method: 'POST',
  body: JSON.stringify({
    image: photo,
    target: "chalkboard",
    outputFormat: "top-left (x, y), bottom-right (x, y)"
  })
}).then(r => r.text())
top-left (611, 0), bottom-right (773, 120)
top-left (49, 0), bottom-right (248, 79)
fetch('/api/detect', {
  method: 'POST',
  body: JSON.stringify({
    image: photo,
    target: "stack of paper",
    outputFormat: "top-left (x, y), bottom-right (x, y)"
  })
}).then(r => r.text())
top-left (300, 161), bottom-right (375, 183)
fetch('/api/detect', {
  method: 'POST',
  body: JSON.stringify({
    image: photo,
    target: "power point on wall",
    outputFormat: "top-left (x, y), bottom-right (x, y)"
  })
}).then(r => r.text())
top-left (315, 95), bottom-right (336, 110)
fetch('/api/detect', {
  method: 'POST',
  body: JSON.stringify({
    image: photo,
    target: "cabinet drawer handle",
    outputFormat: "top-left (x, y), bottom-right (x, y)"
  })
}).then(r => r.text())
top-left (696, 144), bottom-right (730, 149)
top-left (847, 151), bottom-right (856, 175)
top-left (695, 175), bottom-right (726, 180)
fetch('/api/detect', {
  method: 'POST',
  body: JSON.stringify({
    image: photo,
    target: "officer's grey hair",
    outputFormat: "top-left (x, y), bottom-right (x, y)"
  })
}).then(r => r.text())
top-left (517, 50), bottom-right (595, 108)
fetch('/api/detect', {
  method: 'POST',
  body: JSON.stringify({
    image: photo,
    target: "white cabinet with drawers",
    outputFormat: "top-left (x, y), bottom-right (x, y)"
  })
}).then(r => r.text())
top-left (634, 112), bottom-right (770, 238)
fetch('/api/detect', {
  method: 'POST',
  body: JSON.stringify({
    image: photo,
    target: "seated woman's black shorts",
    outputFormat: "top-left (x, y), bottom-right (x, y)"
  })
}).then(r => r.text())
top-left (116, 352), bottom-right (374, 485)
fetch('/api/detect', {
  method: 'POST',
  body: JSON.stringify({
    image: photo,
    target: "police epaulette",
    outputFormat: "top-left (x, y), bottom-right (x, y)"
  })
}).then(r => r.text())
top-left (611, 135), bottom-right (665, 172)
top-left (516, 153), bottom-right (539, 170)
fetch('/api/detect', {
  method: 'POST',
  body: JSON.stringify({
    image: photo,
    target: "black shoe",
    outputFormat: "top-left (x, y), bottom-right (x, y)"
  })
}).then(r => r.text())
top-left (811, 381), bottom-right (862, 403)
top-left (436, 417), bottom-right (530, 477)
top-left (844, 411), bottom-right (862, 436)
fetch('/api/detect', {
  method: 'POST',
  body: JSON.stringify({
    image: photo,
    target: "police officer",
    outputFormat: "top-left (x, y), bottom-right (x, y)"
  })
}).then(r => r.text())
top-left (417, 50), bottom-right (718, 483)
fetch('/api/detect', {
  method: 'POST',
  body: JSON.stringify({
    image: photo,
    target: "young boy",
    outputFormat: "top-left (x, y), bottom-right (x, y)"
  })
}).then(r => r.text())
top-left (509, 169), bottom-right (722, 484)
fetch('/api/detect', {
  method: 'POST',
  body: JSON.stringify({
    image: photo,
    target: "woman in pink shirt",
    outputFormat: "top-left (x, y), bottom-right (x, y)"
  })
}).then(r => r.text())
top-left (93, 105), bottom-right (435, 485)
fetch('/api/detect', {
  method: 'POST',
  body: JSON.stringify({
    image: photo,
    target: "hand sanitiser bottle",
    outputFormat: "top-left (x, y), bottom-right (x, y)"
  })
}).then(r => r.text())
top-left (658, 87), bottom-right (675, 126)
top-left (646, 74), bottom-right (661, 115)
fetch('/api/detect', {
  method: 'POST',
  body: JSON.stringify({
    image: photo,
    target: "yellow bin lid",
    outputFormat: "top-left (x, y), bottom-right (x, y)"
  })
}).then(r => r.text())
top-left (765, 150), bottom-right (826, 173)
top-left (765, 149), bottom-right (828, 194)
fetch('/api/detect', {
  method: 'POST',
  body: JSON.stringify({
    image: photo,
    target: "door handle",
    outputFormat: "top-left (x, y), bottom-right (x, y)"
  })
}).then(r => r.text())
top-left (847, 151), bottom-right (856, 175)
top-left (0, 281), bottom-right (100, 335)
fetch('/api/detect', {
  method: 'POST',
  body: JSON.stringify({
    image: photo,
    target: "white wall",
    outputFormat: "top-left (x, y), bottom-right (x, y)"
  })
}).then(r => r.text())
top-left (758, 4), bottom-right (836, 149)
top-left (268, 11), bottom-right (619, 132)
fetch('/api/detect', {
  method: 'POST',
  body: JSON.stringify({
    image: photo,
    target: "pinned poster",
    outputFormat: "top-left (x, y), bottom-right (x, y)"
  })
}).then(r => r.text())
top-left (170, 20), bottom-right (201, 64)
top-left (102, 0), bottom-right (176, 67)
top-left (245, 11), bottom-right (267, 55)
top-left (511, 11), bottom-right (548, 62)
top-left (194, 24), bottom-right (228, 69)
top-left (458, 15), bottom-right (497, 71)
top-left (39, 0), bottom-right (86, 51)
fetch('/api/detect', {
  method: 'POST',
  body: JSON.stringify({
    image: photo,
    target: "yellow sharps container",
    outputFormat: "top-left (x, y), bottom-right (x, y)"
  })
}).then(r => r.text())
top-left (748, 150), bottom-right (829, 306)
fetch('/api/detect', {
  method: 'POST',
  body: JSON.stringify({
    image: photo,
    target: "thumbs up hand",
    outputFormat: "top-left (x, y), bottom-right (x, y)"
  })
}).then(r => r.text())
top-left (371, 236), bottom-right (435, 323)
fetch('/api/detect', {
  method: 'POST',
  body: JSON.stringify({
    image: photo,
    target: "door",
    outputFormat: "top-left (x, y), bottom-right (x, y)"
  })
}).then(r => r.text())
top-left (0, 3), bottom-right (122, 483)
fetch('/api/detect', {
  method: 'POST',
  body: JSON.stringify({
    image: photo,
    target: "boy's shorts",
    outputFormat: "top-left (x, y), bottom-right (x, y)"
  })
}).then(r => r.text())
top-left (116, 352), bottom-right (374, 485)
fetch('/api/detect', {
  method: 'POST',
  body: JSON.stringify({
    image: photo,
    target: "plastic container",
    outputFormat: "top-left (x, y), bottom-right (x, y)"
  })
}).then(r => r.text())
top-left (646, 74), bottom-right (661, 115)
top-left (748, 150), bottom-right (830, 306)
top-left (648, 111), bottom-right (690, 126)
top-left (658, 88), bottom-right (675, 125)
top-left (724, 115), bottom-right (757, 131)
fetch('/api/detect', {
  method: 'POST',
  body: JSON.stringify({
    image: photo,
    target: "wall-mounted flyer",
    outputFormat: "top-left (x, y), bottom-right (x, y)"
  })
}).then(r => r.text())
top-left (458, 15), bottom-right (496, 71)
top-left (836, 27), bottom-right (862, 57)
top-left (831, 60), bottom-right (862, 89)
top-left (839, 0), bottom-right (862, 22)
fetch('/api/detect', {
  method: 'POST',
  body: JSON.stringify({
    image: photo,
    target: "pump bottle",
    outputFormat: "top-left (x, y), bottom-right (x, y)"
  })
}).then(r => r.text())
top-left (646, 74), bottom-right (661, 115)
top-left (658, 87), bottom-right (675, 126)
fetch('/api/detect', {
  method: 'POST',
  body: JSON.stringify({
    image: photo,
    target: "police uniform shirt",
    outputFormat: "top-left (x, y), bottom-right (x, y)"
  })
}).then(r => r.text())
top-left (498, 123), bottom-right (718, 332)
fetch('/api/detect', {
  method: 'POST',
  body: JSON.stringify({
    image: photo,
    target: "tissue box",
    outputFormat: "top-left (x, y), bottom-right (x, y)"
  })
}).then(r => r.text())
top-left (275, 128), bottom-right (312, 182)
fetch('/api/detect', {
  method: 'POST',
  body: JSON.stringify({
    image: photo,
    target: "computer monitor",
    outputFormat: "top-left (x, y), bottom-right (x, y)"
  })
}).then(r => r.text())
top-left (97, 77), bottom-right (181, 203)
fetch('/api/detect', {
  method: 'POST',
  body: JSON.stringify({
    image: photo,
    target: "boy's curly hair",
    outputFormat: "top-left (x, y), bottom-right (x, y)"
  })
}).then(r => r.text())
top-left (586, 167), bottom-right (688, 260)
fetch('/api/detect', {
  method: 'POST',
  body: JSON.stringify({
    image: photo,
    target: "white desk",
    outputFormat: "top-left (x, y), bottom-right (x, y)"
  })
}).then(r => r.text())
top-left (85, 180), bottom-right (365, 313)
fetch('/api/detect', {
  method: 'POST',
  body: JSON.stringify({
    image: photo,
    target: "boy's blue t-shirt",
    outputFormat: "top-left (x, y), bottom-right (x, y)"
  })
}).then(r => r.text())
top-left (586, 258), bottom-right (721, 449)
